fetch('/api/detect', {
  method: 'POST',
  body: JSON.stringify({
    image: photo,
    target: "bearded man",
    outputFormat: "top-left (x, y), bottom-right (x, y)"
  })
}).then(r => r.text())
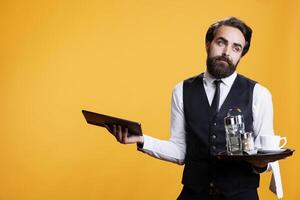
top-left (106, 17), bottom-right (275, 200)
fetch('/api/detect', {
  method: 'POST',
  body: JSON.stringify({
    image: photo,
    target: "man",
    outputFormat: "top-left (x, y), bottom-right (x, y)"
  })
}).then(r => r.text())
top-left (106, 17), bottom-right (276, 200)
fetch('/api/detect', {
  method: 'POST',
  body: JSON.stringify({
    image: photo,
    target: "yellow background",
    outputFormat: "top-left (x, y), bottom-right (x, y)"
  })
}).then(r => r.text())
top-left (1, 0), bottom-right (299, 199)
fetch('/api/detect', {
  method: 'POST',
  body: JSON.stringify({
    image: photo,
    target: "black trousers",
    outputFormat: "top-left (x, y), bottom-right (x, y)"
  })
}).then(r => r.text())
top-left (177, 186), bottom-right (259, 200)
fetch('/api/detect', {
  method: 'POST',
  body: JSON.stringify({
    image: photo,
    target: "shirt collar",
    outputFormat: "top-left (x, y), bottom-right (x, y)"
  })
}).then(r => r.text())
top-left (203, 70), bottom-right (237, 87)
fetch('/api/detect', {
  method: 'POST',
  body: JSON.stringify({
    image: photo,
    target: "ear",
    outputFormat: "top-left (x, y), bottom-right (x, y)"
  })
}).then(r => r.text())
top-left (205, 42), bottom-right (210, 53)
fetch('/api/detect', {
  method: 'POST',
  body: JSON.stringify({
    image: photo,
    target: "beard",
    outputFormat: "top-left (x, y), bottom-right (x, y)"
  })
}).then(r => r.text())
top-left (206, 55), bottom-right (238, 79)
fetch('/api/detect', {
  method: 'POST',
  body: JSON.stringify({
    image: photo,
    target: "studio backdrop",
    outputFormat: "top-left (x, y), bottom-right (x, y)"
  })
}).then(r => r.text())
top-left (0, 0), bottom-right (299, 199)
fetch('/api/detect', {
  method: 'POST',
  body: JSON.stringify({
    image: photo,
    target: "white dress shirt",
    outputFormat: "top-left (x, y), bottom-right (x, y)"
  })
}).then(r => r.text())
top-left (139, 71), bottom-right (283, 199)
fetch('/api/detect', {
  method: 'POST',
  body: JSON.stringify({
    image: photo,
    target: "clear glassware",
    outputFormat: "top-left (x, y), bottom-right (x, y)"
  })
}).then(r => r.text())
top-left (241, 132), bottom-right (257, 154)
top-left (224, 108), bottom-right (244, 155)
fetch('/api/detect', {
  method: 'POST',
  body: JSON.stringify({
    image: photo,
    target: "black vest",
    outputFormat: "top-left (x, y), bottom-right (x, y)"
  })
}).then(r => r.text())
top-left (182, 73), bottom-right (259, 195)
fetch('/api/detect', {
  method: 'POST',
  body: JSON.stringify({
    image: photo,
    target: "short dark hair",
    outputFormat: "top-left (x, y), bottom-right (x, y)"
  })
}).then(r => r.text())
top-left (205, 17), bottom-right (252, 56)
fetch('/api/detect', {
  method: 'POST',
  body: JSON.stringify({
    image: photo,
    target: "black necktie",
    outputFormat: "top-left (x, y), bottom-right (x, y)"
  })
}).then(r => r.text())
top-left (211, 80), bottom-right (222, 116)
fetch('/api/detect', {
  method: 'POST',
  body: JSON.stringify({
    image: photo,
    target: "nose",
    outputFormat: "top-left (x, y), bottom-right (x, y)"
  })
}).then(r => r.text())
top-left (222, 46), bottom-right (230, 56)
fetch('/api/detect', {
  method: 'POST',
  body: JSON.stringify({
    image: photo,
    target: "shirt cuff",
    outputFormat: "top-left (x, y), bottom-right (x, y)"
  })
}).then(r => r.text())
top-left (136, 134), bottom-right (152, 151)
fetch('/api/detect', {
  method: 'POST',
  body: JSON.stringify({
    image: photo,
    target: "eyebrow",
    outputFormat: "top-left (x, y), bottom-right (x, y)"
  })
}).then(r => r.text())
top-left (216, 37), bottom-right (243, 49)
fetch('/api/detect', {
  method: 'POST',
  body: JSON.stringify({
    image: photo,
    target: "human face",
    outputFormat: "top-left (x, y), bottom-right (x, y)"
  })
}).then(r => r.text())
top-left (206, 25), bottom-right (246, 79)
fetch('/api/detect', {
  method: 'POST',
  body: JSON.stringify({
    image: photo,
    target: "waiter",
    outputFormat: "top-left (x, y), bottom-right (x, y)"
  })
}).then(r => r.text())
top-left (105, 17), bottom-right (276, 200)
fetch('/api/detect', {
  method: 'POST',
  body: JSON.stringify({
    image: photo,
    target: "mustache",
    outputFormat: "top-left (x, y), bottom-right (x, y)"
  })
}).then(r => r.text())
top-left (215, 55), bottom-right (232, 64)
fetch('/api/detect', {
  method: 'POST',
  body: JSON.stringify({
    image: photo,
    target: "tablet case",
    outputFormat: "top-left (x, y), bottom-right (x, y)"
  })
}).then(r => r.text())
top-left (82, 110), bottom-right (143, 136)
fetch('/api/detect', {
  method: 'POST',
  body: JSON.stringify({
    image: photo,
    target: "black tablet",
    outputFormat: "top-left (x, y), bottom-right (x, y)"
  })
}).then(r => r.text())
top-left (82, 110), bottom-right (143, 136)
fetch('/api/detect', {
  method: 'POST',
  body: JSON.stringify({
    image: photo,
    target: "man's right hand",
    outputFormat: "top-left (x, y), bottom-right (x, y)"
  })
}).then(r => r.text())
top-left (105, 124), bottom-right (144, 145)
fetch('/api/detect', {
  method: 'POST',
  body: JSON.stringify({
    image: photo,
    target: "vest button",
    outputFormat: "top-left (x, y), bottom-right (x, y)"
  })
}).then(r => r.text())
top-left (214, 122), bottom-right (217, 126)
top-left (212, 146), bottom-right (216, 150)
top-left (212, 135), bottom-right (217, 139)
top-left (210, 182), bottom-right (214, 187)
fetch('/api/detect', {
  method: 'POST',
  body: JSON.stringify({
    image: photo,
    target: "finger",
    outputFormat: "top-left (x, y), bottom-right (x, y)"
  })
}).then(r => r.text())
top-left (104, 124), bottom-right (112, 134)
top-left (122, 128), bottom-right (128, 143)
top-left (117, 125), bottom-right (122, 143)
top-left (113, 124), bottom-right (117, 135)
top-left (113, 124), bottom-right (119, 139)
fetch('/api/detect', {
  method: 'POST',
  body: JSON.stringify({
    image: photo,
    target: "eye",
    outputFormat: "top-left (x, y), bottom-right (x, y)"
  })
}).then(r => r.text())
top-left (233, 46), bottom-right (242, 53)
top-left (217, 40), bottom-right (225, 46)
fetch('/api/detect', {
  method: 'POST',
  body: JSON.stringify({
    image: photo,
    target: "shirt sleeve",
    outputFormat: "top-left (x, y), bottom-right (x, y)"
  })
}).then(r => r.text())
top-left (252, 84), bottom-right (283, 198)
top-left (252, 83), bottom-right (274, 172)
top-left (253, 83), bottom-right (274, 147)
top-left (137, 81), bottom-right (186, 165)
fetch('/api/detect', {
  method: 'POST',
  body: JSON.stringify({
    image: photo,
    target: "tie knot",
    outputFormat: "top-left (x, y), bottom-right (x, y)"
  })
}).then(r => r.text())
top-left (214, 80), bottom-right (222, 87)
